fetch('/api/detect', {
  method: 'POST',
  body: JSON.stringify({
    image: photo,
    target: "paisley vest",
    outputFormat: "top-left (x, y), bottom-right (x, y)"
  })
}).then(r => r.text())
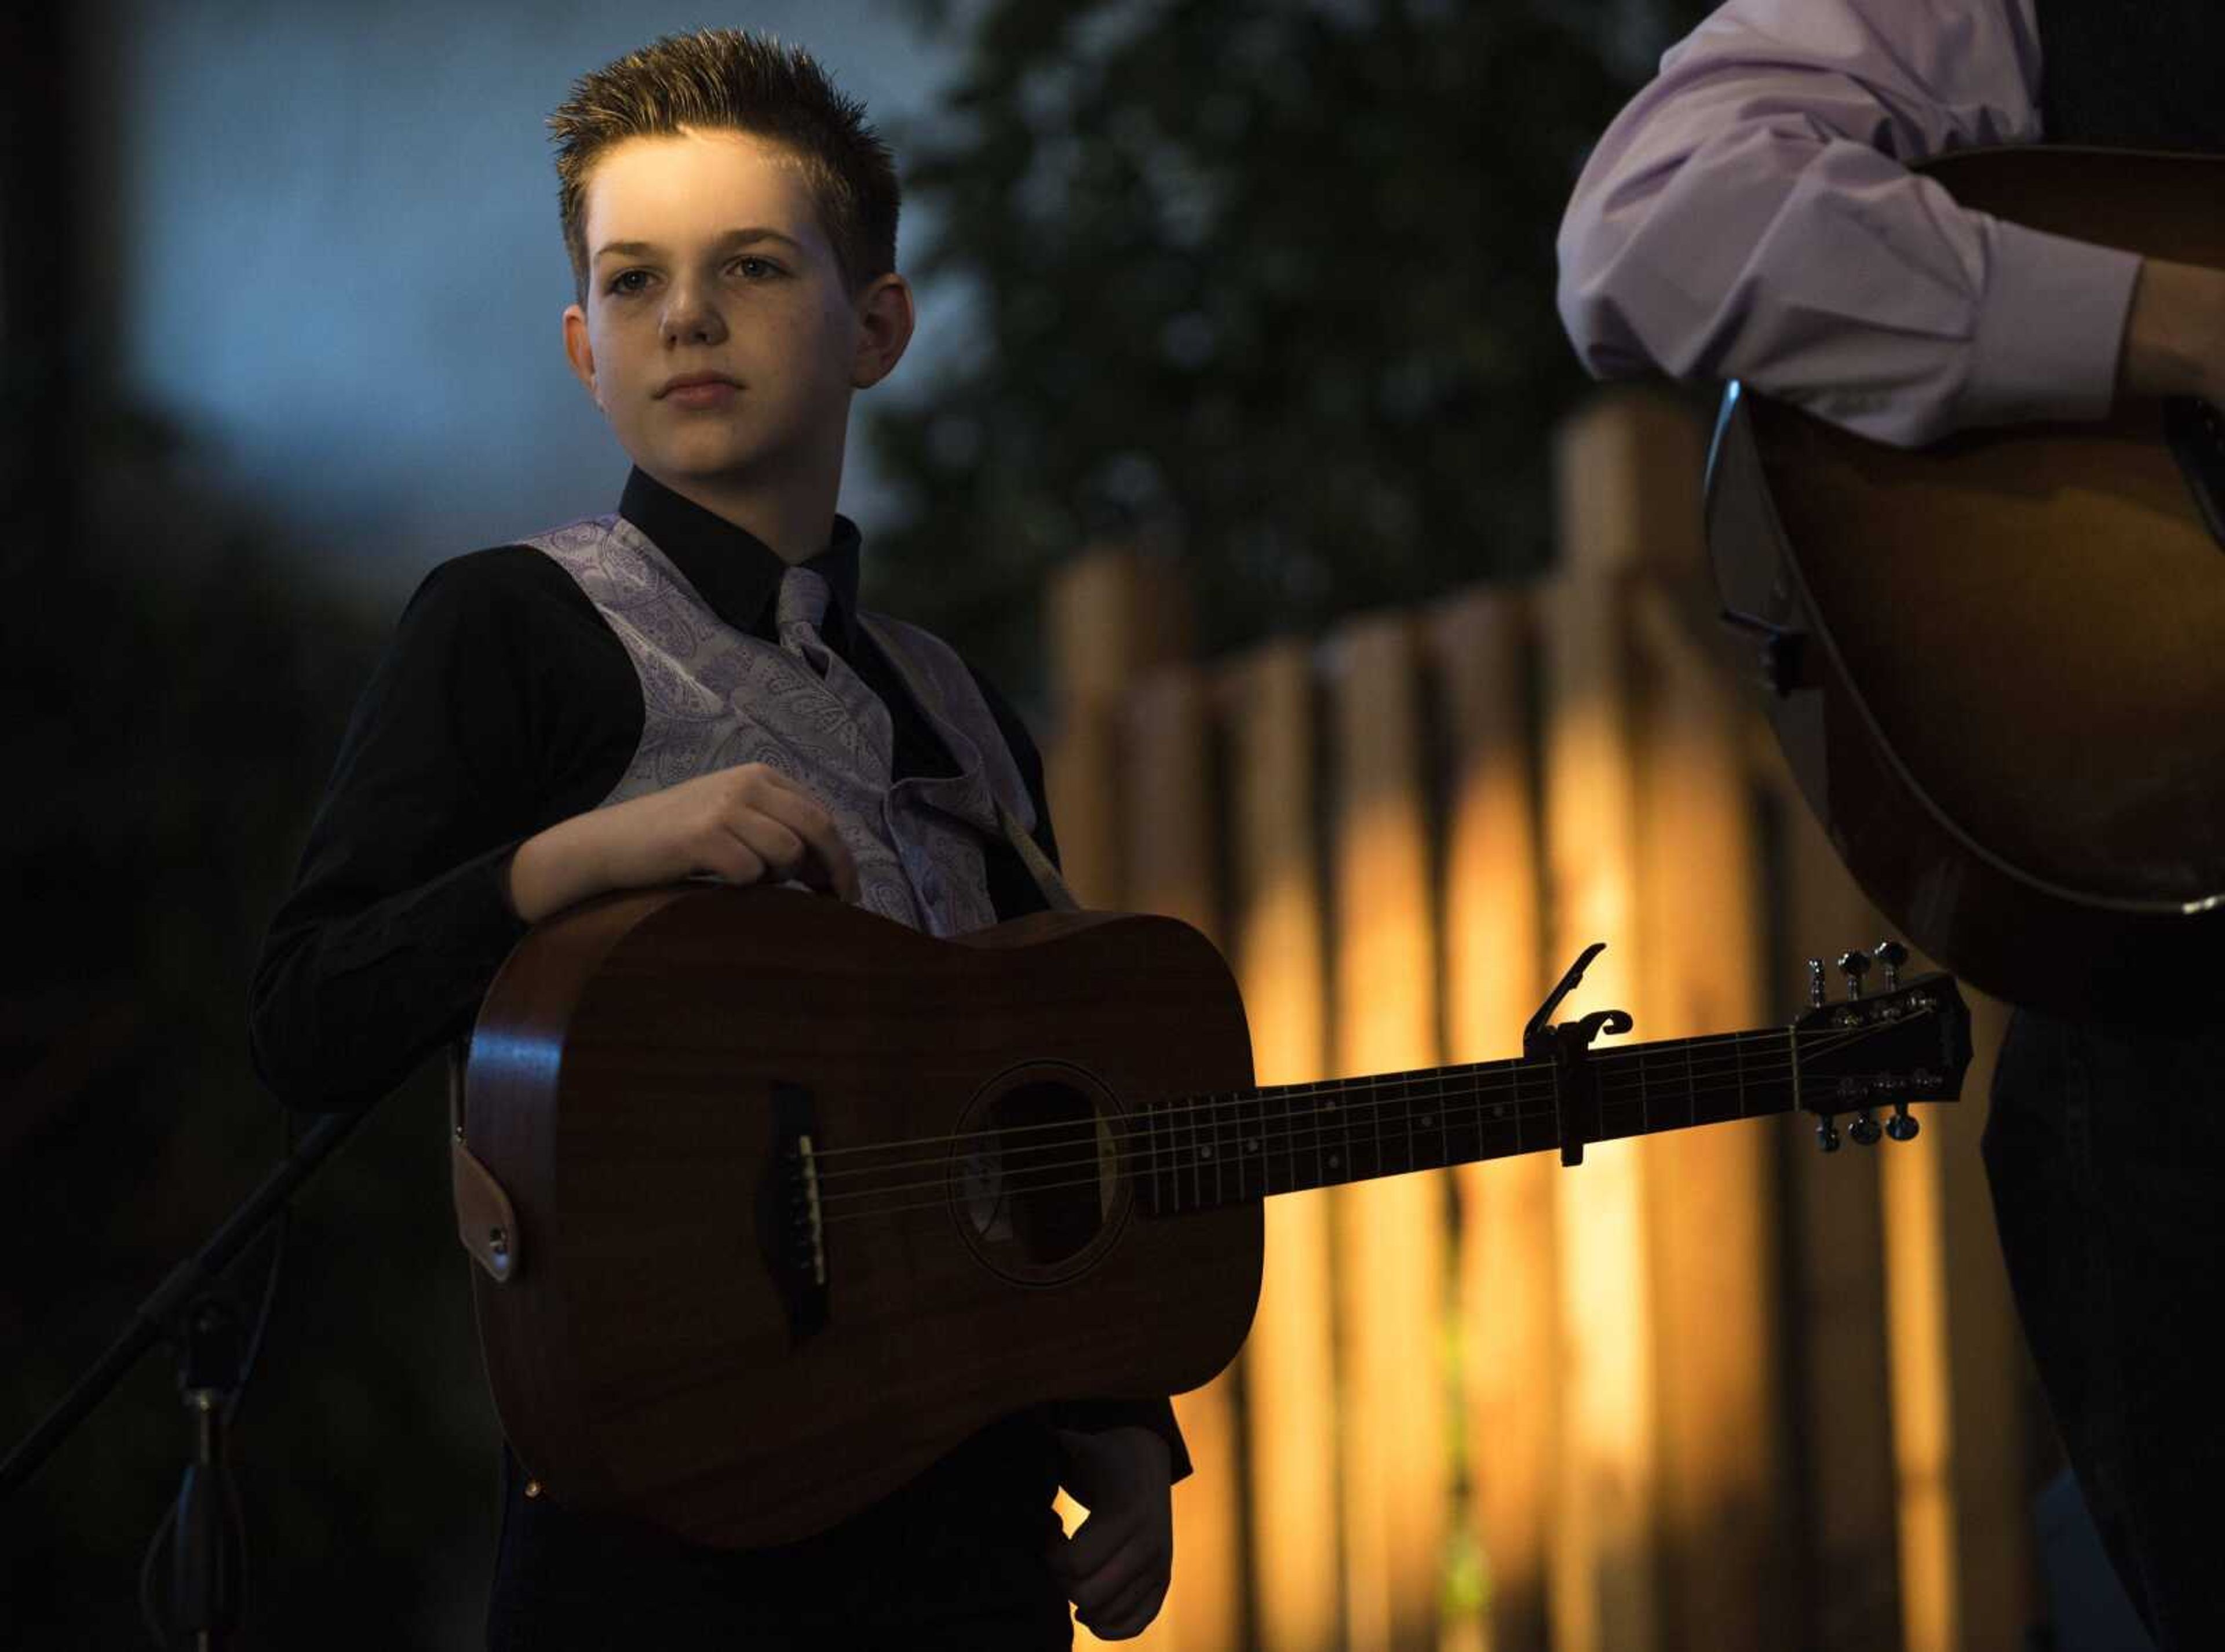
top-left (519, 511), bottom-right (1077, 936)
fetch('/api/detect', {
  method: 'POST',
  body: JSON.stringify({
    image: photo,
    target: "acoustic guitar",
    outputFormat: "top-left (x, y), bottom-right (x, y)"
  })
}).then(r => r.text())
top-left (456, 882), bottom-right (1969, 1548)
top-left (1706, 147), bottom-right (2225, 1014)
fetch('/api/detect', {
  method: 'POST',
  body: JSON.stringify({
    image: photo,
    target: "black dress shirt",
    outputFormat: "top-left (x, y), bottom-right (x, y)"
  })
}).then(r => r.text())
top-left (250, 466), bottom-right (1071, 1113)
top-left (247, 466), bottom-right (1188, 1636)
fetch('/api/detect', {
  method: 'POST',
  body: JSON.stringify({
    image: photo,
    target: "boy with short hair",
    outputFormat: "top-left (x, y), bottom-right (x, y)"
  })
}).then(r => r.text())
top-left (250, 27), bottom-right (1185, 1647)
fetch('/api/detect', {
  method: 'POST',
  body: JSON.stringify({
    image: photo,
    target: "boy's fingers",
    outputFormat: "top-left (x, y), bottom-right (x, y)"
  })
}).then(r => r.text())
top-left (1081, 1566), bottom-right (1165, 1639)
top-left (1055, 1508), bottom-right (1124, 1581)
top-left (739, 770), bottom-right (860, 899)
top-left (726, 815), bottom-right (812, 883)
top-left (743, 787), bottom-right (859, 900)
top-left (1065, 1525), bottom-right (1152, 1613)
top-left (695, 834), bottom-right (765, 888)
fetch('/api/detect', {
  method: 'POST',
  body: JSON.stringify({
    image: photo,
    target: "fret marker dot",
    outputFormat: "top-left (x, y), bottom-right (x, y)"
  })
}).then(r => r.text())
top-left (1329, 1153), bottom-right (1341, 1168)
top-left (1246, 1138), bottom-right (1259, 1152)
top-left (1421, 1115), bottom-right (1432, 1127)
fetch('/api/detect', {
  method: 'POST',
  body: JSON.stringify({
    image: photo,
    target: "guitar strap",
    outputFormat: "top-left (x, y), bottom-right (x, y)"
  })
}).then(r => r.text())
top-left (856, 614), bottom-right (1083, 916)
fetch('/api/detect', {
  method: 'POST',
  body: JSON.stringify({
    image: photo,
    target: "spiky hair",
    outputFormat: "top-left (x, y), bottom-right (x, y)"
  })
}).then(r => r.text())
top-left (548, 28), bottom-right (898, 307)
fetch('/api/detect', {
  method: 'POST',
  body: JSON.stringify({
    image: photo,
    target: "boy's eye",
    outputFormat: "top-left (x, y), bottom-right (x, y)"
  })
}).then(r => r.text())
top-left (607, 258), bottom-right (780, 297)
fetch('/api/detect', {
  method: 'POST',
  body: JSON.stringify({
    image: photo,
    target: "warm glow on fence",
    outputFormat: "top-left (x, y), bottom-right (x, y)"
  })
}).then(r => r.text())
top-left (1541, 424), bottom-right (1661, 1652)
top-left (1327, 617), bottom-right (1449, 1652)
top-left (1883, 1135), bottom-right (1959, 1652)
top-left (1042, 389), bottom-right (2036, 1652)
top-left (1225, 640), bottom-right (1342, 1652)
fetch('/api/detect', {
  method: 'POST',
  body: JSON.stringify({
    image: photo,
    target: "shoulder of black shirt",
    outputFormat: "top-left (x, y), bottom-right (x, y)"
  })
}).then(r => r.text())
top-left (410, 536), bottom-right (1062, 875)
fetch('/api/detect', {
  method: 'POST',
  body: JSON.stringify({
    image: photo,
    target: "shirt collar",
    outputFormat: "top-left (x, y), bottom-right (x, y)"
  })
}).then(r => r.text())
top-left (617, 465), bottom-right (863, 650)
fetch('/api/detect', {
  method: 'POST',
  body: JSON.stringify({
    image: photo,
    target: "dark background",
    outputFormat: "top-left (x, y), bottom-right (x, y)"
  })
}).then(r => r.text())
top-left (0, 1), bottom-right (1705, 1643)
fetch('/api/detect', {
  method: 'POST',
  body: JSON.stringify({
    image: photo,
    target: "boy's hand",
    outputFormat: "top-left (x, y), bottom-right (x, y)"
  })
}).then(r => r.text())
top-left (506, 763), bottom-right (860, 922)
top-left (1046, 1425), bottom-right (1174, 1641)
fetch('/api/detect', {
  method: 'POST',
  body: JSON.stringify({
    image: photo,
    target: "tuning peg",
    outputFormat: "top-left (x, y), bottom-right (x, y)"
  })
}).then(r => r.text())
top-left (1850, 1107), bottom-right (1882, 1146)
top-left (1836, 949), bottom-right (1872, 1000)
top-left (1815, 1115), bottom-right (1841, 1154)
top-left (1807, 958), bottom-right (1825, 1009)
top-left (1875, 940), bottom-right (1909, 992)
top-left (1885, 1102), bottom-right (1920, 1142)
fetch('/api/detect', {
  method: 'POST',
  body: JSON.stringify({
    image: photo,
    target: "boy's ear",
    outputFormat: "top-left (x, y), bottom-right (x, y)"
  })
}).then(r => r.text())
top-left (562, 305), bottom-right (602, 406)
top-left (851, 273), bottom-right (916, 391)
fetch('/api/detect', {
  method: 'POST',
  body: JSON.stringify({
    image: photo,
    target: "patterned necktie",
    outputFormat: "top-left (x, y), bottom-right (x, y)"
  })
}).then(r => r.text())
top-left (773, 563), bottom-right (897, 787)
top-left (774, 564), bottom-right (837, 680)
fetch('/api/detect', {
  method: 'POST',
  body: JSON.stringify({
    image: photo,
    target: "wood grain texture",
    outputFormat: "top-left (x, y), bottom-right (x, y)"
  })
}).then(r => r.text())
top-left (464, 884), bottom-right (1263, 1550)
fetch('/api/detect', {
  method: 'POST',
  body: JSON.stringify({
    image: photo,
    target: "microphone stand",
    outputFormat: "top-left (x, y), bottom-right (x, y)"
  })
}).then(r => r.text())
top-left (2, 1106), bottom-right (375, 1647)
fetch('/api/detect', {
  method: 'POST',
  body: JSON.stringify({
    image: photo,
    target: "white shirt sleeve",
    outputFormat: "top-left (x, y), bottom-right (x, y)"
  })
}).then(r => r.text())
top-left (1555, 0), bottom-right (2142, 446)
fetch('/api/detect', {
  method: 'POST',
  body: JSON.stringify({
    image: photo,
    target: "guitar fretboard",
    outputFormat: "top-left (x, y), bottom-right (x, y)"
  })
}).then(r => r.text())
top-left (1126, 1029), bottom-right (1803, 1215)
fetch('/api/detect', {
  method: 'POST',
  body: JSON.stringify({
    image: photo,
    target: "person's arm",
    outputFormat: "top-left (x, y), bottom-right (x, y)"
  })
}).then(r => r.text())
top-left (503, 763), bottom-right (859, 922)
top-left (252, 545), bottom-right (870, 1110)
top-left (247, 550), bottom-right (633, 1111)
top-left (1556, 0), bottom-right (2161, 446)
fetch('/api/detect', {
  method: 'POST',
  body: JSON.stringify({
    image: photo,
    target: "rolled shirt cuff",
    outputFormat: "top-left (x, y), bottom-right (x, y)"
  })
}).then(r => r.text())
top-left (1961, 216), bottom-right (2143, 430)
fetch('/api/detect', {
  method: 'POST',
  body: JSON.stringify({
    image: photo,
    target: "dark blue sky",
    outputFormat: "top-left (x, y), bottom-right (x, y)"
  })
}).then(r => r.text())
top-left (92, 1), bottom-right (975, 606)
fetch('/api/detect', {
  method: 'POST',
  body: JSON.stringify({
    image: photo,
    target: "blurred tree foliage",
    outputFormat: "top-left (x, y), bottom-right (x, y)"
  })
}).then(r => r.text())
top-left (862, 0), bottom-right (1710, 693)
top-left (0, 409), bottom-right (498, 1646)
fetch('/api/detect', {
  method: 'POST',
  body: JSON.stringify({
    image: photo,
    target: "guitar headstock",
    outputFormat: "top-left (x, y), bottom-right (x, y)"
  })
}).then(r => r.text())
top-left (1792, 944), bottom-right (1972, 1152)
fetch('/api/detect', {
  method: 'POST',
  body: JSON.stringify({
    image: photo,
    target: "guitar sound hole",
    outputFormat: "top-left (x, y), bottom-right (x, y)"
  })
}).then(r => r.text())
top-left (956, 1073), bottom-right (1124, 1278)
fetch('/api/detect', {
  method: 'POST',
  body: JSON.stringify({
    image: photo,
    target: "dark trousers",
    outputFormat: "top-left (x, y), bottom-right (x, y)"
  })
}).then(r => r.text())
top-left (484, 1418), bottom-right (1074, 1650)
top-left (1983, 1006), bottom-right (2225, 1652)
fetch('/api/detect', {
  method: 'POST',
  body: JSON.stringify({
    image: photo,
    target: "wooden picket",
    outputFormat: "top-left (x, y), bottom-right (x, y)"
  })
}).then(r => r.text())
top-left (1038, 386), bottom-right (2045, 1651)
top-left (1220, 639), bottom-right (1344, 1652)
top-left (1323, 613), bottom-right (1451, 1652)
top-left (1776, 774), bottom-right (1909, 1650)
top-left (1119, 663), bottom-right (1244, 1652)
top-left (1425, 590), bottom-right (1552, 1652)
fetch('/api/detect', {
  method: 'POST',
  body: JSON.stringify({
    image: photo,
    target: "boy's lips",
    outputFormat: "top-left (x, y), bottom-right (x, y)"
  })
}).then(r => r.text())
top-left (663, 380), bottom-right (741, 410)
top-left (657, 371), bottom-right (741, 397)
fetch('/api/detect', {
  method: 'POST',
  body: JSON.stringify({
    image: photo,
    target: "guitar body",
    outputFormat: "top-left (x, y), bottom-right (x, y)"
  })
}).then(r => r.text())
top-left (1708, 149), bottom-right (2225, 1012)
top-left (462, 884), bottom-right (1262, 1549)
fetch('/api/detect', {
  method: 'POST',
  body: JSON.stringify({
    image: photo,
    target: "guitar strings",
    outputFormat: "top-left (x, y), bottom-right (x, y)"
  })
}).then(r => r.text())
top-left (812, 1023), bottom-right (1923, 1224)
top-left (810, 1022), bottom-right (1887, 1202)
top-left (806, 1018), bottom-right (1890, 1182)
top-left (818, 1062), bottom-right (1789, 1217)
top-left (807, 1019), bottom-right (1887, 1171)
top-left (815, 1055), bottom-right (1859, 1227)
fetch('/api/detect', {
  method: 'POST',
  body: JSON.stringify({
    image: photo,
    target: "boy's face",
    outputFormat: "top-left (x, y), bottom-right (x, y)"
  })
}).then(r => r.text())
top-left (561, 127), bottom-right (902, 510)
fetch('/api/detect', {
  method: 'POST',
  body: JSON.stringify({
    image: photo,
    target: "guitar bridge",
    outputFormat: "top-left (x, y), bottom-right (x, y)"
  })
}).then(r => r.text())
top-left (756, 1080), bottom-right (829, 1341)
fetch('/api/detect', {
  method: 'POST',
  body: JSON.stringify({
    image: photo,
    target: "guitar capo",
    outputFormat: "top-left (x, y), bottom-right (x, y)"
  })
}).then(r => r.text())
top-left (1523, 942), bottom-right (1635, 1167)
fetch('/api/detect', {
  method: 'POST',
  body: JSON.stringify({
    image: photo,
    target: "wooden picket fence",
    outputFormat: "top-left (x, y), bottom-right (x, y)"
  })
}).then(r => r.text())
top-left (1039, 388), bottom-right (2045, 1652)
